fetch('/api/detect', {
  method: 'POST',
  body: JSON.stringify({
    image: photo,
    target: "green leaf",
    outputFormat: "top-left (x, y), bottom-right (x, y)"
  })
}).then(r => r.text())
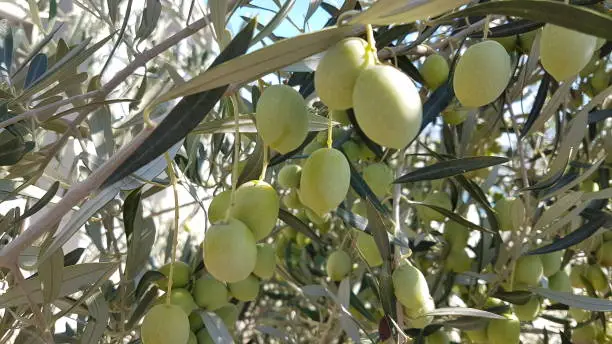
top-left (11, 24), bottom-right (63, 78)
top-left (350, 0), bottom-right (470, 25)
top-left (237, 136), bottom-right (263, 186)
top-left (0, 263), bottom-right (117, 308)
top-left (423, 307), bottom-right (505, 319)
top-left (209, 0), bottom-right (228, 42)
top-left (335, 207), bottom-right (368, 231)
top-left (49, 0), bottom-right (57, 20)
top-left (365, 202), bottom-right (395, 319)
top-left (25, 53), bottom-right (48, 89)
top-left (136, 0), bottom-right (162, 42)
top-left (435, 0), bottom-right (612, 40)
top-left (20, 181), bottom-right (59, 219)
top-left (156, 23), bottom-right (364, 103)
top-left (102, 18), bottom-right (256, 188)
top-left (38, 244), bottom-right (63, 303)
top-left (80, 293), bottom-right (109, 344)
top-left (252, 0), bottom-right (296, 45)
top-left (304, 0), bottom-right (323, 24)
top-left (122, 187), bottom-right (143, 240)
top-left (0, 20), bottom-right (13, 73)
top-left (278, 208), bottom-right (323, 244)
top-left (525, 216), bottom-right (606, 255)
top-left (534, 288), bottom-right (612, 311)
top-left (408, 199), bottom-right (493, 233)
top-left (193, 112), bottom-right (332, 134)
top-left (199, 311), bottom-right (234, 344)
top-left (134, 270), bottom-right (165, 300)
top-left (394, 156), bottom-right (509, 183)
top-left (0, 136), bottom-right (34, 166)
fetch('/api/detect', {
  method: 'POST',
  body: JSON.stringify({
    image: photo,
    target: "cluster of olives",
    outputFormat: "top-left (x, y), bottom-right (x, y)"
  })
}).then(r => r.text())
top-left (140, 261), bottom-right (241, 344)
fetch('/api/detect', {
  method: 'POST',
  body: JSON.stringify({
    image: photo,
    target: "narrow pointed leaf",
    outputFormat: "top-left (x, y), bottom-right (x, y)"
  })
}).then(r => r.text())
top-left (20, 181), bottom-right (59, 219)
top-left (394, 156), bottom-right (509, 183)
top-left (534, 288), bottom-right (612, 312)
top-left (526, 216), bottom-right (606, 255)
top-left (423, 307), bottom-right (505, 319)
top-left (278, 208), bottom-right (323, 244)
top-left (102, 19), bottom-right (256, 188)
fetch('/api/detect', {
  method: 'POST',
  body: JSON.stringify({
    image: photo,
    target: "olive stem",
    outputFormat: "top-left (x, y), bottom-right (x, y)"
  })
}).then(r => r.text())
top-left (483, 15), bottom-right (491, 40)
top-left (327, 111), bottom-right (333, 149)
top-left (163, 152), bottom-right (180, 305)
top-left (365, 24), bottom-right (380, 65)
top-left (259, 144), bottom-right (269, 180)
top-left (227, 96), bottom-right (242, 221)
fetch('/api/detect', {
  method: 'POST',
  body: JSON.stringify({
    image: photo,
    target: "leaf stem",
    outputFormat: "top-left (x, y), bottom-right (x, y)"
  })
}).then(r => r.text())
top-left (227, 96), bottom-right (241, 221)
top-left (259, 144), bottom-right (269, 181)
top-left (163, 152), bottom-right (180, 305)
top-left (327, 111), bottom-right (333, 149)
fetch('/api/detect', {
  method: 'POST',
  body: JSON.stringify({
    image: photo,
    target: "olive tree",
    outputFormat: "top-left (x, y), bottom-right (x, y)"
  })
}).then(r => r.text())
top-left (0, 0), bottom-right (611, 343)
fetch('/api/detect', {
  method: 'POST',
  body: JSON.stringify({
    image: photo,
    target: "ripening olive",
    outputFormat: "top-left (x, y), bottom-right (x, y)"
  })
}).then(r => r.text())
top-left (278, 164), bottom-right (302, 189)
top-left (540, 24), bottom-right (597, 81)
top-left (228, 275), bottom-right (260, 301)
top-left (326, 250), bottom-right (352, 281)
top-left (255, 85), bottom-right (309, 153)
top-left (514, 255), bottom-right (544, 286)
top-left (453, 40), bottom-right (511, 107)
top-left (314, 38), bottom-right (373, 110)
top-left (192, 275), bottom-right (228, 311)
top-left (157, 261), bottom-right (191, 291)
top-left (420, 54), bottom-right (449, 90)
top-left (356, 231), bottom-right (382, 267)
top-left (299, 148), bottom-right (350, 216)
top-left (353, 65), bottom-right (422, 149)
top-left (203, 218), bottom-right (257, 283)
top-left (392, 262), bottom-right (433, 311)
top-left (253, 243), bottom-right (276, 280)
top-left (141, 304), bottom-right (190, 344)
top-left (362, 162), bottom-right (394, 198)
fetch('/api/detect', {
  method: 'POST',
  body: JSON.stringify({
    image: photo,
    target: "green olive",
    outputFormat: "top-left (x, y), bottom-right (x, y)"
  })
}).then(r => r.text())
top-left (420, 54), bottom-right (449, 90)
top-left (188, 331), bottom-right (197, 344)
top-left (572, 323), bottom-right (599, 344)
top-left (492, 35), bottom-right (517, 52)
top-left (513, 296), bottom-right (541, 321)
top-left (486, 313), bottom-right (520, 344)
top-left (404, 298), bottom-right (435, 329)
top-left (192, 275), bottom-right (228, 311)
top-left (444, 221), bottom-right (470, 252)
top-left (392, 262), bottom-right (433, 311)
top-left (207, 190), bottom-right (231, 224)
top-left (228, 275), bottom-right (260, 301)
top-left (330, 109), bottom-right (351, 126)
top-left (590, 66), bottom-right (610, 94)
top-left (585, 264), bottom-right (608, 292)
top-left (353, 64), bottom-right (422, 149)
top-left (356, 231), bottom-right (383, 267)
top-left (203, 218), bottom-right (257, 283)
top-left (229, 180), bottom-right (279, 241)
top-left (215, 304), bottom-right (239, 330)
top-left (539, 250), bottom-right (564, 277)
top-left (548, 270), bottom-right (572, 292)
top-left (453, 40), bottom-right (511, 108)
top-left (303, 139), bottom-right (325, 155)
top-left (518, 30), bottom-right (538, 54)
top-left (464, 328), bottom-right (488, 344)
top-left (570, 264), bottom-right (588, 288)
top-left (157, 261), bottom-right (191, 291)
top-left (596, 240), bottom-right (612, 267)
top-left (255, 85), bottom-right (309, 153)
top-left (362, 162), bottom-right (394, 198)
top-left (141, 304), bottom-right (190, 344)
top-left (278, 164), bottom-right (302, 189)
top-left (579, 54), bottom-right (600, 77)
top-left (445, 249), bottom-right (472, 273)
top-left (494, 197), bottom-right (525, 231)
top-left (314, 38), bottom-right (373, 110)
top-left (569, 307), bottom-right (590, 322)
top-left (514, 255), bottom-right (544, 286)
top-left (326, 250), bottom-right (352, 281)
top-left (425, 330), bottom-right (450, 344)
top-left (441, 108), bottom-right (469, 125)
top-left (540, 24), bottom-right (597, 81)
top-left (282, 189), bottom-right (303, 209)
top-left (253, 243), bottom-right (276, 280)
top-left (155, 288), bottom-right (197, 315)
top-left (299, 148), bottom-right (350, 216)
top-left (188, 311), bottom-right (204, 332)
top-left (341, 140), bottom-right (361, 162)
top-left (196, 328), bottom-right (214, 344)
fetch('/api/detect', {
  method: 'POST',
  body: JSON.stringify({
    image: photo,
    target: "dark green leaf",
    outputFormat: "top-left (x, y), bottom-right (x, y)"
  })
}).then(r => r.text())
top-left (49, 0), bottom-right (57, 19)
top-left (535, 288), bottom-right (612, 312)
top-left (278, 208), bottom-right (323, 244)
top-left (365, 201), bottom-right (395, 318)
top-left (470, 19), bottom-right (543, 38)
top-left (348, 160), bottom-right (389, 216)
top-left (0, 22), bottom-right (13, 73)
top-left (102, 18), bottom-right (256, 188)
top-left (0, 137), bottom-right (34, 166)
top-left (268, 131), bottom-right (316, 167)
top-left (588, 110), bottom-right (612, 124)
top-left (436, 0), bottom-right (612, 40)
top-left (526, 217), bottom-right (606, 255)
top-left (350, 291), bottom-right (376, 322)
top-left (397, 55), bottom-right (425, 86)
top-left (420, 81), bottom-right (454, 130)
top-left (493, 288), bottom-right (534, 305)
top-left (11, 24), bottom-right (63, 77)
top-left (134, 270), bottom-right (164, 300)
top-left (394, 156), bottom-right (509, 183)
top-left (521, 72), bottom-right (551, 138)
top-left (25, 53), bottom-right (48, 89)
top-left (127, 285), bottom-right (158, 328)
top-left (122, 187), bottom-right (143, 240)
top-left (423, 307), bottom-right (505, 319)
top-left (375, 24), bottom-right (415, 49)
top-left (63, 247), bottom-right (85, 267)
top-left (20, 181), bottom-right (59, 219)
top-left (237, 136), bottom-right (263, 186)
top-left (408, 199), bottom-right (493, 233)
top-left (335, 206), bottom-right (368, 231)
